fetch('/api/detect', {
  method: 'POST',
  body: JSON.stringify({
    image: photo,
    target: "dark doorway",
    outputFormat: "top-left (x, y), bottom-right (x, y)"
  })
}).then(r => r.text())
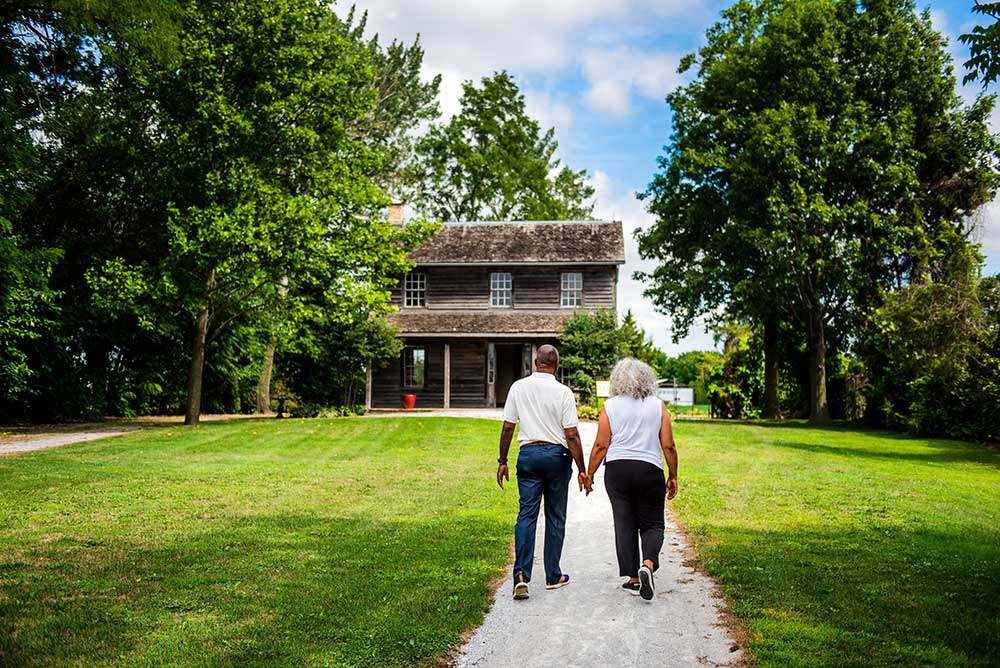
top-left (495, 344), bottom-right (522, 405)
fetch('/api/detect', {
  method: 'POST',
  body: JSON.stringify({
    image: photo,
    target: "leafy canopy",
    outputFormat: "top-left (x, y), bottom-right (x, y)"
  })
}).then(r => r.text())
top-left (414, 72), bottom-right (594, 221)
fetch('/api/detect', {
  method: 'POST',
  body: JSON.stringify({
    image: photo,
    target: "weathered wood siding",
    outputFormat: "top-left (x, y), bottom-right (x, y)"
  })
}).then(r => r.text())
top-left (582, 268), bottom-right (616, 309)
top-left (371, 338), bottom-right (445, 409)
top-left (389, 266), bottom-right (618, 311)
top-left (428, 268), bottom-right (490, 307)
top-left (449, 341), bottom-right (486, 407)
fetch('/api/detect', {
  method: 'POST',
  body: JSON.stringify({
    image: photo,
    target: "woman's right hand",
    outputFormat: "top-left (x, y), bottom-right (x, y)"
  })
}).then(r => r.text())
top-left (666, 476), bottom-right (678, 500)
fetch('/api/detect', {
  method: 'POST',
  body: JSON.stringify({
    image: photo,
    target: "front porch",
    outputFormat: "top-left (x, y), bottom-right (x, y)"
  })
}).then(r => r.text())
top-left (366, 336), bottom-right (557, 410)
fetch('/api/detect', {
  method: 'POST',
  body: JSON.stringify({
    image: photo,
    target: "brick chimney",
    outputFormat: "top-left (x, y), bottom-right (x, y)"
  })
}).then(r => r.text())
top-left (387, 201), bottom-right (404, 226)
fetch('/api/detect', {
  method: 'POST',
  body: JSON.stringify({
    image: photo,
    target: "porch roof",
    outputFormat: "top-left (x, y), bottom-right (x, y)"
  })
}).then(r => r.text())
top-left (388, 309), bottom-right (571, 336)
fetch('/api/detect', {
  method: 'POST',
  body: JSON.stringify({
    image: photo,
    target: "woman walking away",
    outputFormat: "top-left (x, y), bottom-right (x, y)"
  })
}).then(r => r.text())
top-left (584, 358), bottom-right (678, 601)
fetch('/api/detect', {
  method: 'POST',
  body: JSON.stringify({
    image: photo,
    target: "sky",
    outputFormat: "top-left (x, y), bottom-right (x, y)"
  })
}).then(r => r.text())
top-left (348, 0), bottom-right (1000, 355)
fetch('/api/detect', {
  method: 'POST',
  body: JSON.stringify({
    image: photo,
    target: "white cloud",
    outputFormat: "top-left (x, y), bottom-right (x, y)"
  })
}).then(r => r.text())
top-left (589, 170), bottom-right (719, 354)
top-left (350, 0), bottom-right (699, 121)
top-left (582, 48), bottom-right (683, 116)
top-left (522, 87), bottom-right (574, 141)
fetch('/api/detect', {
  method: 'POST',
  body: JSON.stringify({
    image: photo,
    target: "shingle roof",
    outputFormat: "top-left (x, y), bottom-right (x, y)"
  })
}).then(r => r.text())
top-left (410, 220), bottom-right (625, 265)
top-left (388, 310), bottom-right (572, 335)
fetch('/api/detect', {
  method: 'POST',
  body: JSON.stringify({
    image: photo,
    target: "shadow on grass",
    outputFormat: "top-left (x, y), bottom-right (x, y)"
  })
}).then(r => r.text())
top-left (686, 522), bottom-right (1000, 666)
top-left (0, 513), bottom-right (509, 667)
top-left (678, 419), bottom-right (999, 465)
top-left (764, 439), bottom-right (1000, 467)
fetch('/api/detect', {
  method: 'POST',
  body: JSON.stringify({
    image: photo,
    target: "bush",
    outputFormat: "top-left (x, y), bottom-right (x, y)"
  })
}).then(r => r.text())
top-left (577, 404), bottom-right (600, 421)
top-left (870, 244), bottom-right (1000, 442)
top-left (292, 404), bottom-right (367, 418)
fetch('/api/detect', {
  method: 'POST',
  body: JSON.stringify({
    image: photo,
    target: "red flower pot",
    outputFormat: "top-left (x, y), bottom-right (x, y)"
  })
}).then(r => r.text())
top-left (401, 394), bottom-right (417, 410)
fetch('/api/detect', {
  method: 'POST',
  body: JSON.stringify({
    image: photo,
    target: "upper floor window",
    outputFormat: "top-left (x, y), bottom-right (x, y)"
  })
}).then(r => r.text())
top-left (404, 272), bottom-right (426, 307)
top-left (490, 272), bottom-right (512, 307)
top-left (403, 347), bottom-right (426, 387)
top-left (561, 272), bottom-right (583, 307)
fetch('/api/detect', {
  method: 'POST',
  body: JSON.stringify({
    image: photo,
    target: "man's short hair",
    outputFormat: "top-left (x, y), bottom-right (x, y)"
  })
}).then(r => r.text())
top-left (536, 344), bottom-right (559, 369)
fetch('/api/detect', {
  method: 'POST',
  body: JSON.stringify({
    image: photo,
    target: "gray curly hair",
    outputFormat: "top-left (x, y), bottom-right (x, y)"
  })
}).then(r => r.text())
top-left (608, 357), bottom-right (658, 400)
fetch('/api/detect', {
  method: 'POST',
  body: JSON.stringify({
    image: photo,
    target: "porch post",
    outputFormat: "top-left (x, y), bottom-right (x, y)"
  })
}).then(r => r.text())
top-left (486, 341), bottom-right (496, 407)
top-left (365, 362), bottom-right (372, 410)
top-left (443, 343), bottom-right (451, 409)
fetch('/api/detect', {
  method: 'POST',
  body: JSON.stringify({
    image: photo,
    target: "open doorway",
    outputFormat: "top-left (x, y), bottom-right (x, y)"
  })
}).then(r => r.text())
top-left (494, 344), bottom-right (521, 406)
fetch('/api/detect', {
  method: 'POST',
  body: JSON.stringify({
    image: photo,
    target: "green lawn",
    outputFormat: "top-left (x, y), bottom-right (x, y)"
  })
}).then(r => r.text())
top-left (671, 420), bottom-right (1000, 667)
top-left (2, 418), bottom-right (997, 667)
top-left (0, 417), bottom-right (517, 667)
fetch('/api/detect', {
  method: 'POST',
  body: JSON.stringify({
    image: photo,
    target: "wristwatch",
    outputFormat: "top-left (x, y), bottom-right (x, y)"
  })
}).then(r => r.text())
top-left (497, 457), bottom-right (508, 464)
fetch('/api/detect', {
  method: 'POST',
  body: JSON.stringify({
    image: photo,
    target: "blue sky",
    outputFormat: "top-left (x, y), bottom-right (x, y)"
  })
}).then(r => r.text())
top-left (352, 0), bottom-right (1000, 354)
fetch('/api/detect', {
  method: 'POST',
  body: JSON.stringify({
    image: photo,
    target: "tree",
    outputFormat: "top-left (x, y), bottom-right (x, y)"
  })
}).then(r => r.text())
top-left (253, 7), bottom-right (442, 414)
top-left (82, 0), bottom-right (436, 425)
top-left (559, 310), bottom-right (621, 401)
top-left (961, 2), bottom-right (1000, 86)
top-left (334, 7), bottom-right (440, 194)
top-left (871, 237), bottom-right (1000, 441)
top-left (278, 313), bottom-right (402, 410)
top-left (414, 72), bottom-right (595, 221)
top-left (638, 0), bottom-right (999, 425)
top-left (617, 310), bottom-right (665, 369)
top-left (706, 323), bottom-right (762, 419)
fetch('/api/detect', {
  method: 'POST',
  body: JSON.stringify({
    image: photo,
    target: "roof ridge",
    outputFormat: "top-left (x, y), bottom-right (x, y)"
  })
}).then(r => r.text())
top-left (439, 220), bottom-right (616, 226)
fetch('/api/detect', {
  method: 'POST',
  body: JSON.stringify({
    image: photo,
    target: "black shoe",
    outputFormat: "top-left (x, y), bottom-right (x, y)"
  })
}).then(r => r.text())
top-left (622, 579), bottom-right (640, 595)
top-left (638, 565), bottom-right (654, 601)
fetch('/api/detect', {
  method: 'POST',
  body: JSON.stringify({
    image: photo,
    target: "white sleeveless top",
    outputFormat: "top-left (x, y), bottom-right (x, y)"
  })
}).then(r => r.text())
top-left (604, 395), bottom-right (664, 469)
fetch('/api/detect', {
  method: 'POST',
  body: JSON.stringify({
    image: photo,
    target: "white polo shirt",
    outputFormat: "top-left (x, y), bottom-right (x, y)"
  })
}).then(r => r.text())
top-left (502, 372), bottom-right (579, 447)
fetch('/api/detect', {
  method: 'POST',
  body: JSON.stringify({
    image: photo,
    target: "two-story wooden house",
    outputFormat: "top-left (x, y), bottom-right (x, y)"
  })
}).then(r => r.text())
top-left (366, 219), bottom-right (625, 409)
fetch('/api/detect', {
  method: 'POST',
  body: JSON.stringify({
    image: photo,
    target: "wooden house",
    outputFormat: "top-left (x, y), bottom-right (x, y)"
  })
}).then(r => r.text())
top-left (366, 219), bottom-right (625, 409)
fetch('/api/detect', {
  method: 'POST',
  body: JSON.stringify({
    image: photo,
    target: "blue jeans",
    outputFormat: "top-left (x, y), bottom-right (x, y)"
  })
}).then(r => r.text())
top-left (513, 444), bottom-right (572, 585)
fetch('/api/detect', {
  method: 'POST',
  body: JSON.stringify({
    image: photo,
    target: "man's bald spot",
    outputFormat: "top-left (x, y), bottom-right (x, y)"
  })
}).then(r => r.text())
top-left (536, 344), bottom-right (559, 370)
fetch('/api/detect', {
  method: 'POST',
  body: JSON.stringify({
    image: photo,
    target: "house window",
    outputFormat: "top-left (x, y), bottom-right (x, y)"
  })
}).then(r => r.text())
top-left (404, 272), bottom-right (426, 307)
top-left (561, 272), bottom-right (583, 307)
top-left (403, 347), bottom-right (426, 387)
top-left (490, 272), bottom-right (512, 307)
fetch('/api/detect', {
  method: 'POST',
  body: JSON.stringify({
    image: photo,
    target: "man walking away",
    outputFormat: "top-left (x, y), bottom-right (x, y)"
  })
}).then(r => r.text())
top-left (496, 344), bottom-right (588, 600)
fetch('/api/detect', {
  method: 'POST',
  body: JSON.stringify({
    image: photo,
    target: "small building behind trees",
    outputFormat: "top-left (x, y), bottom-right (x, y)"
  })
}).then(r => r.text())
top-left (367, 219), bottom-right (624, 409)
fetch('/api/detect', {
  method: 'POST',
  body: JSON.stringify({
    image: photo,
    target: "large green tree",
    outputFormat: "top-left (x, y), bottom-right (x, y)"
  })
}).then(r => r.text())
top-left (414, 72), bottom-right (595, 221)
top-left (638, 0), bottom-right (999, 424)
top-left (252, 8), bottom-right (442, 414)
top-left (126, 0), bottom-right (434, 424)
top-left (0, 0), bottom-right (185, 418)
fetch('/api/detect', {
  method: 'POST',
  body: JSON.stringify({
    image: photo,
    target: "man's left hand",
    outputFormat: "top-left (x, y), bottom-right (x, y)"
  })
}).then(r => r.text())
top-left (497, 463), bottom-right (509, 489)
top-left (578, 471), bottom-right (591, 494)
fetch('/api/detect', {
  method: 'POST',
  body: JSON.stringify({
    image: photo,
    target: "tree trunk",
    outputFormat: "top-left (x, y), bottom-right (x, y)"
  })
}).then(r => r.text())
top-left (255, 337), bottom-right (276, 414)
top-left (763, 316), bottom-right (781, 420)
top-left (184, 270), bottom-right (215, 426)
top-left (808, 305), bottom-right (831, 425)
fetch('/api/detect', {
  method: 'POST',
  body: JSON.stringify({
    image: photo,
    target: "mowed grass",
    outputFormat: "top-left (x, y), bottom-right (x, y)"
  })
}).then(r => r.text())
top-left (0, 417), bottom-right (517, 667)
top-left (670, 420), bottom-right (1000, 667)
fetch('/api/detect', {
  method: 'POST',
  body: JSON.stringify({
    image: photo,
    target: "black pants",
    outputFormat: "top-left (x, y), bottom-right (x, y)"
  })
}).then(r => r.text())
top-left (605, 459), bottom-right (666, 577)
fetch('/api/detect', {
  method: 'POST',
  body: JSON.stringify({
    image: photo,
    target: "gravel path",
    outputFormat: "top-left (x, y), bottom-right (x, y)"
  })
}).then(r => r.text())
top-left (455, 420), bottom-right (743, 668)
top-left (0, 428), bottom-right (133, 456)
top-left (0, 414), bottom-right (261, 456)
